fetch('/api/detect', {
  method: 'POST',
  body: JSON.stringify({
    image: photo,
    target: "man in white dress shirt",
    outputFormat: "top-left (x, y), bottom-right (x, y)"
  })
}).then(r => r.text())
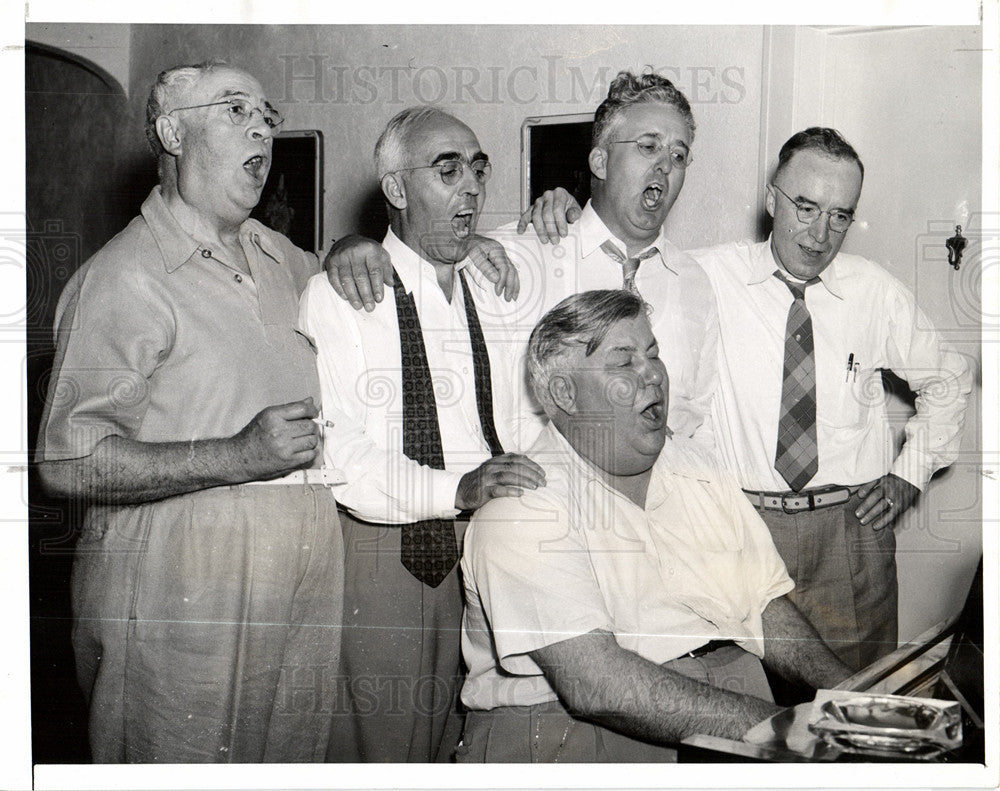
top-left (322, 71), bottom-right (719, 443)
top-left (519, 127), bottom-right (973, 672)
top-left (299, 106), bottom-right (545, 762)
top-left (458, 290), bottom-right (851, 762)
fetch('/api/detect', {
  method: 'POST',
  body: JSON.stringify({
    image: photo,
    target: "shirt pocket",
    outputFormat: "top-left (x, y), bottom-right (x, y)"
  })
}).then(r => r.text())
top-left (817, 350), bottom-right (882, 431)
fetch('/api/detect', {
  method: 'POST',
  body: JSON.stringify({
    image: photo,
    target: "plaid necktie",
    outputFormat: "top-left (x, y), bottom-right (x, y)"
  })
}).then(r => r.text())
top-left (393, 268), bottom-right (504, 587)
top-left (599, 240), bottom-right (660, 293)
top-left (773, 271), bottom-right (819, 492)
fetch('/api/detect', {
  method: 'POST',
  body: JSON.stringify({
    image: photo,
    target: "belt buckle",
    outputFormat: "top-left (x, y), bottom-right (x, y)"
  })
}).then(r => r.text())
top-left (780, 492), bottom-right (813, 514)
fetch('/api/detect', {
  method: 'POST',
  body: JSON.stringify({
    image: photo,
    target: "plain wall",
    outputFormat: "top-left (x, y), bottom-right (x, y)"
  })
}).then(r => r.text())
top-left (116, 24), bottom-right (767, 249)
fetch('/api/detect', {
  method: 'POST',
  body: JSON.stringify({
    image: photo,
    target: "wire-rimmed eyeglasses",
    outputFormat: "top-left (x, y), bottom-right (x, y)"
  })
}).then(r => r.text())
top-left (168, 97), bottom-right (284, 130)
top-left (389, 159), bottom-right (492, 186)
top-left (609, 135), bottom-right (692, 169)
top-left (771, 183), bottom-right (855, 233)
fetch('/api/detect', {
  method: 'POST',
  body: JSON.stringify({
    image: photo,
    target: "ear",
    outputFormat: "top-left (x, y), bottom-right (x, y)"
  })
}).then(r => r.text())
top-left (548, 373), bottom-right (577, 415)
top-left (154, 115), bottom-right (183, 157)
top-left (381, 173), bottom-right (407, 210)
top-left (588, 147), bottom-right (607, 181)
top-left (764, 184), bottom-right (776, 218)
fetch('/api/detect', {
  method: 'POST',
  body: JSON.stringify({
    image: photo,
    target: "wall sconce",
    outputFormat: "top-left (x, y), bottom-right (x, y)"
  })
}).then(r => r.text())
top-left (946, 225), bottom-right (967, 271)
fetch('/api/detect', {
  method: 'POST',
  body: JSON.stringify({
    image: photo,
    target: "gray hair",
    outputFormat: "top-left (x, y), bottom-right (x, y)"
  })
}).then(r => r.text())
top-left (373, 105), bottom-right (455, 179)
top-left (592, 70), bottom-right (696, 149)
top-left (527, 290), bottom-right (648, 406)
top-left (144, 60), bottom-right (228, 157)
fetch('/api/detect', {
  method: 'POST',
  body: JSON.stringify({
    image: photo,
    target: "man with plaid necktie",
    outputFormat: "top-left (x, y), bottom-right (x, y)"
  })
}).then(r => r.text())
top-left (688, 129), bottom-right (972, 671)
top-left (520, 127), bottom-right (972, 675)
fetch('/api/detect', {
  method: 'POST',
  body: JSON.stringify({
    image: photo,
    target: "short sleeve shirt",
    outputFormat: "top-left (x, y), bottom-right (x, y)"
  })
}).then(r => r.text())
top-left (38, 187), bottom-right (321, 461)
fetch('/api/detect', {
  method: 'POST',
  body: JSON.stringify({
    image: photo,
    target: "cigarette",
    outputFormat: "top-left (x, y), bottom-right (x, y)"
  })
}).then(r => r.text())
top-left (313, 418), bottom-right (335, 429)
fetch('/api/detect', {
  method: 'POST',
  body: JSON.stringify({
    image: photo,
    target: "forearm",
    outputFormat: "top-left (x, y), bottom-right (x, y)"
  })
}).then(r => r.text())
top-left (888, 301), bottom-right (973, 486)
top-left (533, 630), bottom-right (780, 745)
top-left (325, 420), bottom-right (463, 523)
top-left (37, 434), bottom-right (278, 505)
top-left (760, 596), bottom-right (852, 689)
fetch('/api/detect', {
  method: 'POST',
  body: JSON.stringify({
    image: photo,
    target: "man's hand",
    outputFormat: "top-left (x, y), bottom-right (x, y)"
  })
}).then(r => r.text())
top-left (323, 235), bottom-right (393, 312)
top-left (468, 235), bottom-right (520, 301)
top-left (232, 397), bottom-right (321, 479)
top-left (455, 453), bottom-right (546, 511)
top-left (856, 473), bottom-right (920, 531)
top-left (515, 187), bottom-right (583, 243)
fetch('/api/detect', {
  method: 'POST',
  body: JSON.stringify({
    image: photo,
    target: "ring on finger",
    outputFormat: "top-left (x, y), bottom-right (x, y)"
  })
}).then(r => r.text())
top-left (885, 496), bottom-right (894, 509)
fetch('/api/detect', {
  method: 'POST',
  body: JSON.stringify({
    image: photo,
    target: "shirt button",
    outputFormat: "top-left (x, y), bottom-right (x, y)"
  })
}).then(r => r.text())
top-left (234, 274), bottom-right (243, 283)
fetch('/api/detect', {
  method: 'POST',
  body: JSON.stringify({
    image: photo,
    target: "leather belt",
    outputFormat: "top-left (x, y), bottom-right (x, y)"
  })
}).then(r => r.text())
top-left (245, 467), bottom-right (346, 486)
top-left (684, 639), bottom-right (737, 658)
top-left (742, 485), bottom-right (856, 514)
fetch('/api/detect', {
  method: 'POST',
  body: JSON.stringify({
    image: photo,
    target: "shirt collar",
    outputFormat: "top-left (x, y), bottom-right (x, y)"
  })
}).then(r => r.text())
top-left (382, 227), bottom-right (469, 297)
top-left (578, 201), bottom-right (679, 276)
top-left (750, 236), bottom-right (846, 299)
top-left (539, 421), bottom-right (680, 512)
top-left (140, 186), bottom-right (285, 274)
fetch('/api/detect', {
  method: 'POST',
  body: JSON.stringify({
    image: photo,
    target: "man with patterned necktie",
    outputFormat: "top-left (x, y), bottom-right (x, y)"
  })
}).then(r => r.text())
top-left (323, 71), bottom-right (719, 445)
top-left (298, 106), bottom-right (546, 762)
top-left (522, 128), bottom-right (973, 673)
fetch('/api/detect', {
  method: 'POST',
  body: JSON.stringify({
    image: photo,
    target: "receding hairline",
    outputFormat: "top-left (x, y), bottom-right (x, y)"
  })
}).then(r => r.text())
top-left (374, 106), bottom-right (481, 180)
top-left (774, 148), bottom-right (865, 185)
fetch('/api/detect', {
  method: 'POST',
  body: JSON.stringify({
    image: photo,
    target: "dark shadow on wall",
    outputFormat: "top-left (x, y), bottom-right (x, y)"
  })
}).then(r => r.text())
top-left (26, 44), bottom-right (158, 765)
top-left (352, 185), bottom-right (389, 242)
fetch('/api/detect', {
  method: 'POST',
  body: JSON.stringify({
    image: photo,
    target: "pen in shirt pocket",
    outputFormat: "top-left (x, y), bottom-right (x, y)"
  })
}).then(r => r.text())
top-left (845, 353), bottom-right (859, 383)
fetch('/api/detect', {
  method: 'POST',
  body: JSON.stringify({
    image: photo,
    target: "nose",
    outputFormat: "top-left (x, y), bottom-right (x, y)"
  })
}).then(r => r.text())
top-left (458, 163), bottom-right (481, 196)
top-left (808, 211), bottom-right (831, 243)
top-left (652, 150), bottom-right (674, 175)
top-left (246, 109), bottom-right (273, 141)
top-left (641, 357), bottom-right (665, 387)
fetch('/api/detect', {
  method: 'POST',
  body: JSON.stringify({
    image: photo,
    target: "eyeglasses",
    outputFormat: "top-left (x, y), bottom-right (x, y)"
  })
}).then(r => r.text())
top-left (771, 183), bottom-right (855, 233)
top-left (168, 97), bottom-right (284, 130)
top-left (391, 159), bottom-right (492, 186)
top-left (609, 135), bottom-right (692, 169)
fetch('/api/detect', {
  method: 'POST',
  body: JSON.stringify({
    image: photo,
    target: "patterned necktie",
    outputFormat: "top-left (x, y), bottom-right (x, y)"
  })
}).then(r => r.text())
top-left (599, 240), bottom-right (660, 293)
top-left (773, 270), bottom-right (819, 492)
top-left (393, 268), bottom-right (505, 587)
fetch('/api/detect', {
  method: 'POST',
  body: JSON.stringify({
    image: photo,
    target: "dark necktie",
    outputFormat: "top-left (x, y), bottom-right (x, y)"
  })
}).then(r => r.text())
top-left (599, 240), bottom-right (660, 293)
top-left (393, 268), bottom-right (505, 587)
top-left (773, 271), bottom-right (819, 492)
top-left (459, 271), bottom-right (504, 457)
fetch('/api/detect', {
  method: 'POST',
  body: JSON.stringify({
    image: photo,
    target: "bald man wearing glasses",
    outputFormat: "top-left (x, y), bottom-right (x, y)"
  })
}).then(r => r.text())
top-left (298, 106), bottom-right (546, 762)
top-left (37, 62), bottom-right (344, 763)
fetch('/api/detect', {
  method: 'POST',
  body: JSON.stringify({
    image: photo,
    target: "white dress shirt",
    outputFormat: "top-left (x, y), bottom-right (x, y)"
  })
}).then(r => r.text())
top-left (689, 239), bottom-right (972, 492)
top-left (485, 201), bottom-right (719, 443)
top-left (461, 423), bottom-right (793, 711)
top-left (298, 229), bottom-right (544, 524)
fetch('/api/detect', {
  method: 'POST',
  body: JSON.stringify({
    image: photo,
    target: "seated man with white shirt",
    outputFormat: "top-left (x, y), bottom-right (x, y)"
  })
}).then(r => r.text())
top-left (457, 290), bottom-right (851, 763)
top-left (299, 106), bottom-right (546, 762)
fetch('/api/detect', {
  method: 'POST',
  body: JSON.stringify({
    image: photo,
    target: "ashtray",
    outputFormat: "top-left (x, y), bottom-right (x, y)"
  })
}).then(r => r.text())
top-left (807, 690), bottom-right (962, 759)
